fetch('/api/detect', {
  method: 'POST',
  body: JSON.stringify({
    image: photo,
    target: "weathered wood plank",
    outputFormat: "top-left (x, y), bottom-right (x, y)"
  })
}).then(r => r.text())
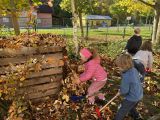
top-left (22, 75), bottom-right (62, 87)
top-left (30, 96), bottom-right (51, 103)
top-left (0, 53), bottom-right (63, 66)
top-left (30, 93), bottom-right (58, 104)
top-left (18, 82), bottom-right (61, 95)
top-left (0, 46), bottom-right (63, 57)
top-left (0, 60), bottom-right (64, 75)
top-left (0, 74), bottom-right (63, 90)
top-left (0, 74), bottom-right (63, 89)
top-left (27, 67), bottom-right (63, 79)
top-left (26, 88), bottom-right (60, 100)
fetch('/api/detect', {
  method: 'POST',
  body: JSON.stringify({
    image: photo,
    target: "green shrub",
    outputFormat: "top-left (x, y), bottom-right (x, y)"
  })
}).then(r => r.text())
top-left (66, 38), bottom-right (127, 59)
top-left (91, 40), bottom-right (127, 58)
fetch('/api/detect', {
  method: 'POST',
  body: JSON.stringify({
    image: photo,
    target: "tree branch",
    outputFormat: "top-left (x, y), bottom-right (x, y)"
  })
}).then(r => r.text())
top-left (0, 6), bottom-right (11, 12)
top-left (137, 0), bottom-right (155, 8)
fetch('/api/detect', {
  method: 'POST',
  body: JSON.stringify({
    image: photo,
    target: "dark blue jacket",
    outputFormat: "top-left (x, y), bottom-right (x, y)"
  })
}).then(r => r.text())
top-left (125, 35), bottom-right (142, 55)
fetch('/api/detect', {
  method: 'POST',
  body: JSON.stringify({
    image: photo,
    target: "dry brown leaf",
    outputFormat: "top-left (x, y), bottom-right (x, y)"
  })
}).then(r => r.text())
top-left (62, 94), bottom-right (69, 102)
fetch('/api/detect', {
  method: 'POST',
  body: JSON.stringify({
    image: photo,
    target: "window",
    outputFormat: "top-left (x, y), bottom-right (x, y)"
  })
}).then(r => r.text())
top-left (3, 17), bottom-right (9, 22)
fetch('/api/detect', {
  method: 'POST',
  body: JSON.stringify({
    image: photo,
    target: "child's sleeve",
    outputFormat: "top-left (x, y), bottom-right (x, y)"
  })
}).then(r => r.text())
top-left (80, 62), bottom-right (96, 82)
top-left (148, 52), bottom-right (153, 69)
top-left (120, 74), bottom-right (130, 96)
top-left (125, 39), bottom-right (130, 50)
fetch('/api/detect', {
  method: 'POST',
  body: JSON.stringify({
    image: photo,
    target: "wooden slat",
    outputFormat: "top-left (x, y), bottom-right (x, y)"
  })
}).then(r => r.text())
top-left (26, 88), bottom-right (60, 100)
top-left (30, 93), bottom-right (58, 105)
top-left (18, 82), bottom-right (61, 95)
top-left (0, 46), bottom-right (63, 57)
top-left (22, 75), bottom-right (62, 87)
top-left (0, 60), bottom-right (64, 75)
top-left (0, 52), bottom-right (63, 66)
top-left (30, 96), bottom-right (51, 103)
top-left (27, 67), bottom-right (63, 79)
top-left (0, 74), bottom-right (63, 90)
top-left (43, 60), bottom-right (64, 69)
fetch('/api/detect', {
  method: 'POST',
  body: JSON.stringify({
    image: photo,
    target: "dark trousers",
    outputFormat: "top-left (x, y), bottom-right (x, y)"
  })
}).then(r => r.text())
top-left (115, 99), bottom-right (140, 120)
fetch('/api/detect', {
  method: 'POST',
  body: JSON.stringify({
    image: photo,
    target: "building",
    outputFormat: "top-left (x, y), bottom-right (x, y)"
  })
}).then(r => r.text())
top-left (37, 5), bottom-right (52, 28)
top-left (78, 15), bottom-right (112, 28)
top-left (0, 5), bottom-right (53, 28)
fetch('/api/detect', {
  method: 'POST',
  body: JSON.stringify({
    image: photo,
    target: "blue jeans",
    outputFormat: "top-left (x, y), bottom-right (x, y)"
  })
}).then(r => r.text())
top-left (115, 99), bottom-right (140, 120)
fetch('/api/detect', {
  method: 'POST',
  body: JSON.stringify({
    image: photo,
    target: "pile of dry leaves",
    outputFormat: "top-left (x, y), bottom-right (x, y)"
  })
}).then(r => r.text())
top-left (30, 55), bottom-right (120, 120)
top-left (31, 53), bottom-right (160, 120)
top-left (0, 32), bottom-right (65, 49)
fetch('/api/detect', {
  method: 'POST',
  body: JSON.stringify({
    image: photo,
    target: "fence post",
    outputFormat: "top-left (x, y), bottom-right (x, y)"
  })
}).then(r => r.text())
top-left (86, 20), bottom-right (89, 40)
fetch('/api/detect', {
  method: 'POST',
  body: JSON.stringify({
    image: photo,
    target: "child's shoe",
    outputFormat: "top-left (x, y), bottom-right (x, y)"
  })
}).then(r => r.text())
top-left (88, 96), bottom-right (95, 105)
top-left (133, 114), bottom-right (144, 120)
top-left (89, 101), bottom-right (95, 105)
top-left (134, 117), bottom-right (143, 120)
top-left (97, 93), bottom-right (105, 100)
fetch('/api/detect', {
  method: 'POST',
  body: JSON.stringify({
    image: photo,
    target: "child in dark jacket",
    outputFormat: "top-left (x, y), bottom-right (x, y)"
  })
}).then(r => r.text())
top-left (125, 28), bottom-right (142, 55)
top-left (115, 54), bottom-right (143, 120)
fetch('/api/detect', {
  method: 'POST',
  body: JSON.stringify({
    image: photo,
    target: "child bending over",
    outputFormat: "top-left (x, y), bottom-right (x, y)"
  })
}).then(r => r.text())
top-left (76, 48), bottom-right (108, 104)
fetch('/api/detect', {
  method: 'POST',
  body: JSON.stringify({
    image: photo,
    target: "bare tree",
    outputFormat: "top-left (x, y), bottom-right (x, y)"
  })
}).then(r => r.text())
top-left (71, 0), bottom-right (79, 54)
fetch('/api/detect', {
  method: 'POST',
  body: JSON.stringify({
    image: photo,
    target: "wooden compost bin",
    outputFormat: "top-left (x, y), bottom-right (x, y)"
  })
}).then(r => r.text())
top-left (0, 46), bottom-right (64, 102)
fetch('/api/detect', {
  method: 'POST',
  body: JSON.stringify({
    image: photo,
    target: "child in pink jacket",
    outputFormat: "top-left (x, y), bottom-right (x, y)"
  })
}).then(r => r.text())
top-left (77, 48), bottom-right (108, 104)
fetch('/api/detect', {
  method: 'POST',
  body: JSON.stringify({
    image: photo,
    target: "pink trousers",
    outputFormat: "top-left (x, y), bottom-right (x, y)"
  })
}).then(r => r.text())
top-left (87, 80), bottom-right (106, 104)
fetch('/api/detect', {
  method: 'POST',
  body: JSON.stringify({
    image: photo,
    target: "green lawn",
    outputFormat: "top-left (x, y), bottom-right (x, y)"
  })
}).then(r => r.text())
top-left (1, 26), bottom-right (152, 40)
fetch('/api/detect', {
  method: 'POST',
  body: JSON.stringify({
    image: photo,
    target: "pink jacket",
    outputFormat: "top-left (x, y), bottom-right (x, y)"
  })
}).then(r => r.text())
top-left (80, 58), bottom-right (108, 82)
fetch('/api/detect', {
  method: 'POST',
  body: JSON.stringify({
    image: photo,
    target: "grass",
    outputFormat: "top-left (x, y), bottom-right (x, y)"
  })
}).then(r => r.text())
top-left (1, 26), bottom-right (152, 42)
top-left (18, 26), bottom-right (152, 39)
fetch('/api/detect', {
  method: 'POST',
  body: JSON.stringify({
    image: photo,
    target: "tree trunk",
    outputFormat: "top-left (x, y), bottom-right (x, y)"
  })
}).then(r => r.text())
top-left (149, 16), bottom-right (152, 31)
top-left (10, 0), bottom-right (20, 36)
top-left (116, 18), bottom-right (119, 32)
top-left (71, 0), bottom-right (79, 54)
top-left (152, 10), bottom-right (160, 43)
top-left (154, 0), bottom-right (160, 44)
top-left (139, 16), bottom-right (142, 25)
top-left (78, 12), bottom-right (84, 37)
top-left (155, 16), bottom-right (160, 44)
top-left (138, 0), bottom-right (160, 44)
top-left (10, 12), bottom-right (20, 36)
top-left (145, 15), bottom-right (149, 25)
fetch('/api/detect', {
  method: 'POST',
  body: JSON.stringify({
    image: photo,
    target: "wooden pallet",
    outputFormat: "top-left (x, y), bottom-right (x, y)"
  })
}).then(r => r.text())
top-left (0, 46), bottom-right (64, 101)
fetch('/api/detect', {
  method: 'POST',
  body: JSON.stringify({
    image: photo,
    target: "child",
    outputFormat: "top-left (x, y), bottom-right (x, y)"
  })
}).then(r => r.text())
top-left (125, 28), bottom-right (142, 55)
top-left (115, 54), bottom-right (143, 120)
top-left (133, 40), bottom-right (153, 72)
top-left (76, 48), bottom-right (108, 104)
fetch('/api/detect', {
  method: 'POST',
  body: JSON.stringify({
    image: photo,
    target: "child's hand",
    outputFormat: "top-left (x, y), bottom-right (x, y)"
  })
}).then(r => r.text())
top-left (78, 65), bottom-right (85, 73)
top-left (145, 68), bottom-right (151, 73)
top-left (73, 73), bottom-right (81, 84)
top-left (75, 78), bottom-right (81, 84)
top-left (73, 72), bottom-right (79, 79)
